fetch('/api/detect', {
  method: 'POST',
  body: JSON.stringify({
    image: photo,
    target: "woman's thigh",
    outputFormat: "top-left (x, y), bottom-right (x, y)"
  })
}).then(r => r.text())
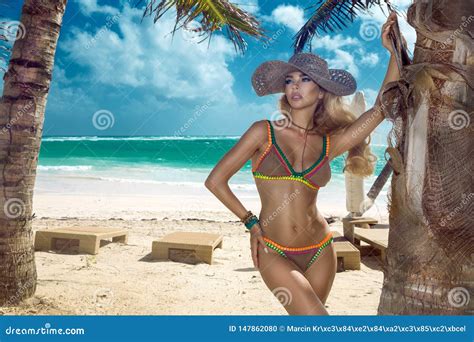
top-left (256, 242), bottom-right (328, 315)
top-left (303, 243), bottom-right (337, 304)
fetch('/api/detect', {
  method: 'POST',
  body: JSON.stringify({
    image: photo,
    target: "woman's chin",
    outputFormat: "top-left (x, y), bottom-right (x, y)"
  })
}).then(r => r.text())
top-left (289, 101), bottom-right (307, 109)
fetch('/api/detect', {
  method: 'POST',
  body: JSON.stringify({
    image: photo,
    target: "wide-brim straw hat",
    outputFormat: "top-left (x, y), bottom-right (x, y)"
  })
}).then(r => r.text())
top-left (251, 52), bottom-right (357, 97)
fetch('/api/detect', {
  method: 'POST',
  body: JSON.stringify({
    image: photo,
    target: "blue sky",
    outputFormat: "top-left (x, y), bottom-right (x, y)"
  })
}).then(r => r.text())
top-left (1, 0), bottom-right (415, 140)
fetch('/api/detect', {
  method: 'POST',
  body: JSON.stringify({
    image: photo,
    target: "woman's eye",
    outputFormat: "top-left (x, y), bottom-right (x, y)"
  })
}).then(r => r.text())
top-left (285, 77), bottom-right (310, 84)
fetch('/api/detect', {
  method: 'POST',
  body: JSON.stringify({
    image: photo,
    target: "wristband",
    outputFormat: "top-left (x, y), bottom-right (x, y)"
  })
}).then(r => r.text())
top-left (244, 216), bottom-right (259, 230)
top-left (240, 210), bottom-right (253, 223)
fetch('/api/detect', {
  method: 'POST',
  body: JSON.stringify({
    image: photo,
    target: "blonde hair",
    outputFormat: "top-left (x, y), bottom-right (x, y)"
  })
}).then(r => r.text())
top-left (278, 92), bottom-right (376, 177)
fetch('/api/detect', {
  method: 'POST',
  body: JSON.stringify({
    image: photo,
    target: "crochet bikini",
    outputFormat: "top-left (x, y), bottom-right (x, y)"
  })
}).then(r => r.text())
top-left (252, 119), bottom-right (331, 191)
top-left (252, 119), bottom-right (333, 272)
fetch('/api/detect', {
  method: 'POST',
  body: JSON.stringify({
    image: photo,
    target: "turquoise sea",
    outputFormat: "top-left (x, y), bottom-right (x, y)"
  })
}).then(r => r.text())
top-left (38, 136), bottom-right (390, 190)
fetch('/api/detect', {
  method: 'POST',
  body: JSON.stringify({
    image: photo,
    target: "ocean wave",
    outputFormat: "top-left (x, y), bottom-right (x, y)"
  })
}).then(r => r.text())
top-left (38, 165), bottom-right (94, 171)
top-left (42, 136), bottom-right (241, 142)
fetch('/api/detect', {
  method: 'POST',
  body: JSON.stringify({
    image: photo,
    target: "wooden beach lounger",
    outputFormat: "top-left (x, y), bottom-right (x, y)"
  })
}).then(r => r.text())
top-left (353, 228), bottom-right (388, 263)
top-left (331, 231), bottom-right (361, 271)
top-left (34, 227), bottom-right (128, 254)
top-left (151, 232), bottom-right (223, 265)
top-left (342, 217), bottom-right (389, 262)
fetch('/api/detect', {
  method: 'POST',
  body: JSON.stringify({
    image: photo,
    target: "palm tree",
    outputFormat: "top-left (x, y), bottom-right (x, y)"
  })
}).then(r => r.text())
top-left (293, 0), bottom-right (473, 314)
top-left (0, 0), bottom-right (68, 306)
top-left (0, 0), bottom-right (265, 305)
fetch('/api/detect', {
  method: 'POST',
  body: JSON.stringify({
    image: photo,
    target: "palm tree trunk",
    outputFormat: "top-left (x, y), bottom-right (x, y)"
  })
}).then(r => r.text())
top-left (0, 0), bottom-right (67, 305)
top-left (378, 0), bottom-right (473, 314)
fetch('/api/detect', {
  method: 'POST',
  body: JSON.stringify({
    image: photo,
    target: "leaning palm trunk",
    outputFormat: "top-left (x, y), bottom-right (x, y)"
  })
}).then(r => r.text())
top-left (378, 0), bottom-right (473, 314)
top-left (0, 0), bottom-right (68, 305)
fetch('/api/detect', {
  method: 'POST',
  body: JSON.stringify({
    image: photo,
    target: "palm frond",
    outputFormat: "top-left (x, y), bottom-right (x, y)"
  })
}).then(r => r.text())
top-left (136, 0), bottom-right (267, 55)
top-left (292, 0), bottom-right (394, 53)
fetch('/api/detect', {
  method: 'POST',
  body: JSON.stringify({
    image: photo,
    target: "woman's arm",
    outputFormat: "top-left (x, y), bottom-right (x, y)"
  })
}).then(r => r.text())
top-left (329, 12), bottom-right (401, 160)
top-left (204, 120), bottom-right (265, 221)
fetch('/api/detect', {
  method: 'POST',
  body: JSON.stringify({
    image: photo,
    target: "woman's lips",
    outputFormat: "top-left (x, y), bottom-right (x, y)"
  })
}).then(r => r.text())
top-left (291, 95), bottom-right (302, 100)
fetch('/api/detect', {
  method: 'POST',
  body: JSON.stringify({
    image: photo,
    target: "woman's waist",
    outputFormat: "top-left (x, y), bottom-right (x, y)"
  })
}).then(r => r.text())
top-left (261, 227), bottom-right (333, 249)
top-left (258, 211), bottom-right (330, 247)
top-left (258, 206), bottom-right (325, 228)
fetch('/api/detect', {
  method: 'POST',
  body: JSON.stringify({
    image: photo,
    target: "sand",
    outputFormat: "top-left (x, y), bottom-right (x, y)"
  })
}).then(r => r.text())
top-left (0, 189), bottom-right (387, 316)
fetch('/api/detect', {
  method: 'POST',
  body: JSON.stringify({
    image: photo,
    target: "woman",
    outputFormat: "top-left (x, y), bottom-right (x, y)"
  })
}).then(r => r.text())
top-left (205, 12), bottom-right (400, 315)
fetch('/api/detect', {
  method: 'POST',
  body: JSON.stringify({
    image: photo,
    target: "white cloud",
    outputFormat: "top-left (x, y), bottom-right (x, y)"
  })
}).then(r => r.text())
top-left (360, 52), bottom-right (380, 66)
top-left (327, 49), bottom-right (359, 78)
top-left (312, 35), bottom-right (379, 74)
top-left (269, 5), bottom-right (305, 33)
top-left (63, 3), bottom-right (238, 102)
top-left (52, 65), bottom-right (73, 86)
top-left (75, 0), bottom-right (119, 15)
top-left (312, 34), bottom-right (360, 50)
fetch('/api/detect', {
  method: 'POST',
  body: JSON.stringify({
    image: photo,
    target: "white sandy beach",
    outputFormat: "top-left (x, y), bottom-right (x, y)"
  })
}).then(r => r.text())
top-left (1, 173), bottom-right (389, 315)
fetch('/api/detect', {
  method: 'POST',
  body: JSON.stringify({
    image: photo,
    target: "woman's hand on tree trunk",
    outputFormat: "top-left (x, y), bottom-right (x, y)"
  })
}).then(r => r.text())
top-left (381, 11), bottom-right (398, 54)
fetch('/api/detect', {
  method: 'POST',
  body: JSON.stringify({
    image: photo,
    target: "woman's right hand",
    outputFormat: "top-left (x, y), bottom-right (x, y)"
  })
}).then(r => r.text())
top-left (381, 12), bottom-right (397, 54)
top-left (249, 223), bottom-right (268, 269)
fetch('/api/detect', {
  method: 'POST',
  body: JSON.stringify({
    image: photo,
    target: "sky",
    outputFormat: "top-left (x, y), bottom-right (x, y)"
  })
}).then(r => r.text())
top-left (0, 0), bottom-right (416, 139)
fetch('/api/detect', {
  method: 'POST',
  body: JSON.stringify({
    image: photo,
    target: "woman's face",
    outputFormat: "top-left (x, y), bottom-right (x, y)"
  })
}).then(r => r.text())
top-left (284, 71), bottom-right (324, 109)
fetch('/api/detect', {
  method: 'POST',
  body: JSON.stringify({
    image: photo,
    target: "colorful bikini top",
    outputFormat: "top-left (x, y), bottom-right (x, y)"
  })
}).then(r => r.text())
top-left (252, 119), bottom-right (331, 190)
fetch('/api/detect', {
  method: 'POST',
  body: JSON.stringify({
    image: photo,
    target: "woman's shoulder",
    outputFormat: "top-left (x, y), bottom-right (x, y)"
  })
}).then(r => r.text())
top-left (247, 119), bottom-right (269, 133)
top-left (243, 120), bottom-right (271, 146)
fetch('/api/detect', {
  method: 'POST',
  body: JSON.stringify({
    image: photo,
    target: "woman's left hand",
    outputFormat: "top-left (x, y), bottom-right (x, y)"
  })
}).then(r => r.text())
top-left (381, 11), bottom-right (398, 54)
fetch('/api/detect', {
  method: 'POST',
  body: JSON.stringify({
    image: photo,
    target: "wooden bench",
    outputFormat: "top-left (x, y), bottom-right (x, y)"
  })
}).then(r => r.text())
top-left (353, 227), bottom-right (388, 263)
top-left (332, 231), bottom-right (360, 271)
top-left (342, 216), bottom-right (378, 243)
top-left (34, 227), bottom-right (128, 255)
top-left (151, 232), bottom-right (223, 265)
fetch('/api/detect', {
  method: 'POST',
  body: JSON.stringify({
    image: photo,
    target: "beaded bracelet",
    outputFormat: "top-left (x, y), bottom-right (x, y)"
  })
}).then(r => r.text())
top-left (244, 215), bottom-right (259, 230)
top-left (240, 210), bottom-right (259, 231)
top-left (240, 210), bottom-right (253, 223)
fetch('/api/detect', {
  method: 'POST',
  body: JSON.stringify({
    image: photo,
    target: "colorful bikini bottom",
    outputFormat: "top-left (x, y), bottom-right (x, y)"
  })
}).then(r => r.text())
top-left (263, 232), bottom-right (334, 272)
